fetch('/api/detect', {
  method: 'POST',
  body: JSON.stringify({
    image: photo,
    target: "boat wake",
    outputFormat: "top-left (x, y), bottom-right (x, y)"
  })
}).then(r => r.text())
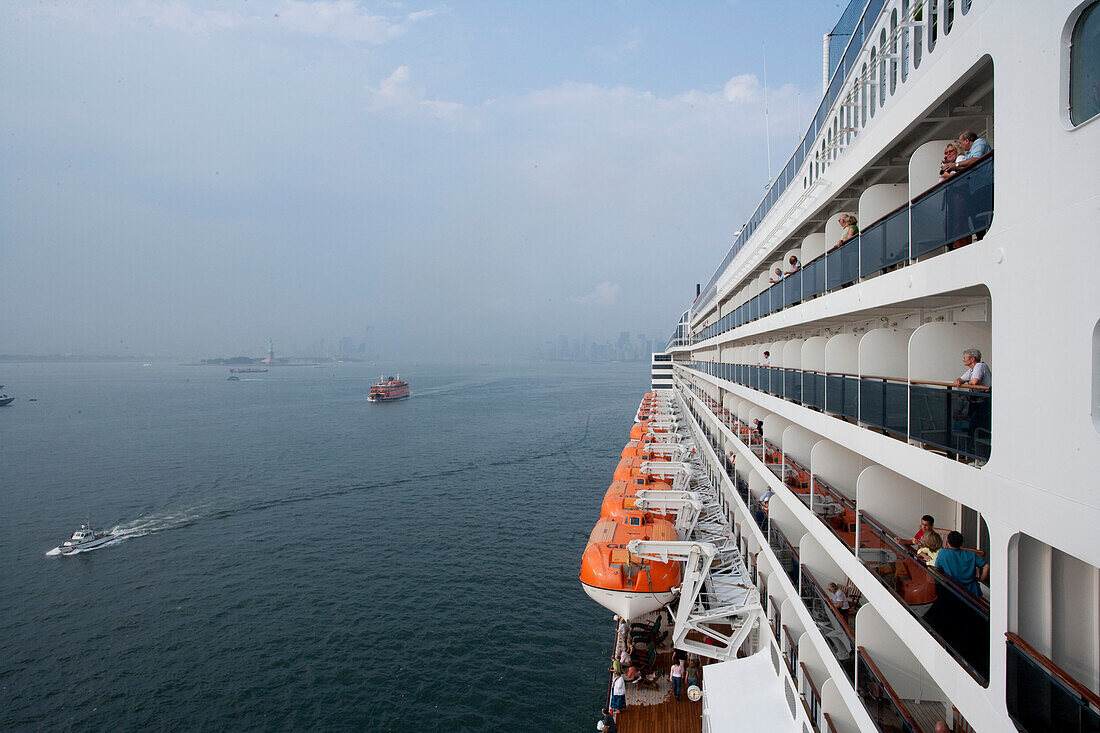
top-left (45, 508), bottom-right (206, 557)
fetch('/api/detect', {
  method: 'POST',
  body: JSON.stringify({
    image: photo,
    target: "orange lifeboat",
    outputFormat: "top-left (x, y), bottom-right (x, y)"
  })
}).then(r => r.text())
top-left (579, 512), bottom-right (681, 620)
top-left (601, 476), bottom-right (673, 518)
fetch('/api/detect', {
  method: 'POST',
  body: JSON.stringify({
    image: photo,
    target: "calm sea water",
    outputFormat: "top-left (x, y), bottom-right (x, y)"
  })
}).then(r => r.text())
top-left (0, 361), bottom-right (648, 731)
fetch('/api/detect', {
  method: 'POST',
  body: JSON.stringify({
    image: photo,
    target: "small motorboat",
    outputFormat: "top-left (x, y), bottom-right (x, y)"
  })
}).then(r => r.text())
top-left (0, 395), bottom-right (14, 406)
top-left (50, 524), bottom-right (116, 556)
top-left (227, 375), bottom-right (241, 381)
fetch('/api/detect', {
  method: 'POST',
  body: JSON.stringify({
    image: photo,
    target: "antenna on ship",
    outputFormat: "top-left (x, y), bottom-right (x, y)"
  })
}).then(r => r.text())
top-left (762, 42), bottom-right (773, 185)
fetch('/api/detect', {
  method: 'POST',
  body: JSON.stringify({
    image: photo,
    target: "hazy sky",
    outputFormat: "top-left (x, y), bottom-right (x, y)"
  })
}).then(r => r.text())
top-left (1, 0), bottom-right (844, 359)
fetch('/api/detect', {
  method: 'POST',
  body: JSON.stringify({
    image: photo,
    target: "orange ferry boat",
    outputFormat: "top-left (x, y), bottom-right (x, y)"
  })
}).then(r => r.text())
top-left (367, 375), bottom-right (410, 402)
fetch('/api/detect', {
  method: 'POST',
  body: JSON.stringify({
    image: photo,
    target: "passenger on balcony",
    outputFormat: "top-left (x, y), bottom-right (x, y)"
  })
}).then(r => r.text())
top-left (753, 418), bottom-right (765, 438)
top-left (785, 255), bottom-right (801, 274)
top-left (917, 530), bottom-right (944, 565)
top-left (938, 142), bottom-right (963, 180)
top-left (827, 582), bottom-right (851, 616)
top-left (954, 349), bottom-right (991, 388)
top-left (769, 267), bottom-right (785, 284)
top-left (759, 351), bottom-right (771, 366)
top-left (830, 214), bottom-right (858, 251)
top-left (895, 514), bottom-right (935, 547)
top-left (935, 531), bottom-right (989, 596)
top-left (949, 130), bottom-right (992, 173)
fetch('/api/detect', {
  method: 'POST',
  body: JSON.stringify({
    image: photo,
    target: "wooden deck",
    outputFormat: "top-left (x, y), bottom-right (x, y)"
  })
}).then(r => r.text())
top-left (616, 639), bottom-right (708, 733)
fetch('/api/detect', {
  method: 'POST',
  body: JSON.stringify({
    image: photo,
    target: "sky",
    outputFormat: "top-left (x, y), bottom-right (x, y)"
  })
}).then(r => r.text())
top-left (0, 0), bottom-right (847, 360)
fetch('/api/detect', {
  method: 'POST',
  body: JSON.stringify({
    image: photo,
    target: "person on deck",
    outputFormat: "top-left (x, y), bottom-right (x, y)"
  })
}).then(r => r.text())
top-left (948, 130), bottom-right (992, 173)
top-left (609, 673), bottom-right (627, 717)
top-left (895, 515), bottom-right (935, 547)
top-left (954, 349), bottom-right (991, 388)
top-left (670, 658), bottom-right (685, 701)
top-left (831, 214), bottom-right (858, 251)
top-left (785, 255), bottom-right (801, 274)
top-left (769, 267), bottom-right (785, 284)
top-left (685, 659), bottom-right (701, 694)
top-left (935, 531), bottom-right (989, 597)
top-left (917, 530), bottom-right (944, 566)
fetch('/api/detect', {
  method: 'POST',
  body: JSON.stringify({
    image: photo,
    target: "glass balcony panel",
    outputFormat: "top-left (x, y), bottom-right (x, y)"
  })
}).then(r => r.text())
top-left (858, 511), bottom-right (990, 683)
top-left (804, 372), bottom-right (826, 410)
top-left (859, 207), bottom-right (910, 277)
top-left (826, 238), bottom-right (859, 291)
top-left (784, 269), bottom-right (803, 309)
top-left (909, 384), bottom-right (991, 461)
top-left (825, 375), bottom-right (858, 420)
top-left (1006, 634), bottom-right (1100, 733)
top-left (803, 257), bottom-right (826, 299)
top-left (784, 369), bottom-right (802, 403)
top-left (911, 155), bottom-right (994, 258)
top-left (858, 378), bottom-right (908, 436)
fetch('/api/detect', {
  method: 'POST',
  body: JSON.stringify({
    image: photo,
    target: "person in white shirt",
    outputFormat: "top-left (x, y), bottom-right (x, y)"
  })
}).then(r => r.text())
top-left (827, 582), bottom-right (850, 612)
top-left (760, 351), bottom-right (770, 366)
top-left (610, 673), bottom-right (626, 716)
top-left (670, 659), bottom-right (685, 700)
top-left (954, 348), bottom-right (991, 387)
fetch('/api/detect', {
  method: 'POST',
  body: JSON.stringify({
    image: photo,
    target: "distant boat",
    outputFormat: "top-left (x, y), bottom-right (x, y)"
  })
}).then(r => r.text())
top-left (368, 375), bottom-right (410, 402)
top-left (0, 395), bottom-right (13, 406)
top-left (49, 523), bottom-right (115, 556)
top-left (142, 363), bottom-right (152, 367)
top-left (229, 368), bottom-right (268, 373)
top-left (227, 375), bottom-right (241, 381)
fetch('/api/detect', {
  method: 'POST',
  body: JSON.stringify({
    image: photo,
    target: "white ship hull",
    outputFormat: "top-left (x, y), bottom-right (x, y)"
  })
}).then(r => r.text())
top-left (581, 583), bottom-right (675, 621)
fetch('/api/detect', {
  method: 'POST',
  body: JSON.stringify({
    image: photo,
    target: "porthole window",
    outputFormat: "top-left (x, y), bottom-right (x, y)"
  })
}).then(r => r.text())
top-left (1070, 2), bottom-right (1100, 125)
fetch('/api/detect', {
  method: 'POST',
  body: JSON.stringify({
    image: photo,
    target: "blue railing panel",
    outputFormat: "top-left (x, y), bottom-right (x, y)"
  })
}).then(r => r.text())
top-left (826, 238), bottom-right (860, 290)
top-left (909, 384), bottom-right (991, 461)
top-left (911, 155), bottom-right (994, 258)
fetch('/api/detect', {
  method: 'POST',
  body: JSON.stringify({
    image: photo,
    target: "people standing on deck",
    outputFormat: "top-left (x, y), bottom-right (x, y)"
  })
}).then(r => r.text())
top-left (954, 348), bottom-right (992, 449)
top-left (609, 673), bottom-right (627, 717)
top-left (939, 142), bottom-right (964, 180)
top-left (598, 707), bottom-right (618, 733)
top-left (785, 255), bottom-right (801, 274)
top-left (670, 658), bottom-right (685, 700)
top-left (831, 214), bottom-right (858, 251)
top-left (685, 658), bottom-right (701, 695)
top-left (949, 130), bottom-right (992, 172)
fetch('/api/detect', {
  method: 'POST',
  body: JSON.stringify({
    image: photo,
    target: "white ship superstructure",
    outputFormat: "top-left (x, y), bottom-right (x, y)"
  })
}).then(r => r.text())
top-left (632, 0), bottom-right (1099, 731)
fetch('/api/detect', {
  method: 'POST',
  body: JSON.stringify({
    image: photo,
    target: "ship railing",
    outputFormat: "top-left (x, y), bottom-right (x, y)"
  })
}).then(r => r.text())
top-left (855, 646), bottom-right (925, 733)
top-left (782, 624), bottom-right (799, 677)
top-left (807, 476), bottom-right (857, 553)
top-left (1006, 632), bottom-right (1100, 733)
top-left (800, 661), bottom-right (824, 731)
top-left (857, 510), bottom-right (990, 684)
top-left (677, 362), bottom-right (991, 463)
top-left (689, 154), bottom-right (993, 343)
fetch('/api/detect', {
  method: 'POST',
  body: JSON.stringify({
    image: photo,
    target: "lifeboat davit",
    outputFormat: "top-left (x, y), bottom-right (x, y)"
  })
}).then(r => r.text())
top-left (580, 511), bottom-right (681, 620)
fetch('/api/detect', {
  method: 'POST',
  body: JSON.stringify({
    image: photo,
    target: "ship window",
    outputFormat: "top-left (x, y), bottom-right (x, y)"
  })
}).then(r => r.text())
top-left (630, 516), bottom-right (641, 526)
top-left (1070, 2), bottom-right (1100, 126)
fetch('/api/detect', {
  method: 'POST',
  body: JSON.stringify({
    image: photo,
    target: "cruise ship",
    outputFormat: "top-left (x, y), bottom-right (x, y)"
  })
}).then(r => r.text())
top-left (588, 1), bottom-right (1100, 732)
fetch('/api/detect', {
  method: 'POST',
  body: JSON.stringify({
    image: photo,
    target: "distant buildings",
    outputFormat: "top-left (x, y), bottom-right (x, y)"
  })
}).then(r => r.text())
top-left (531, 332), bottom-right (664, 362)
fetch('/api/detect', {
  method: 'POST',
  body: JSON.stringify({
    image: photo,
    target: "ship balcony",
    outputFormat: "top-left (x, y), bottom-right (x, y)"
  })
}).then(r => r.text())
top-left (1006, 632), bottom-right (1100, 733)
top-left (689, 155), bottom-right (993, 348)
top-left (682, 377), bottom-right (994, 687)
top-left (683, 361), bottom-right (991, 464)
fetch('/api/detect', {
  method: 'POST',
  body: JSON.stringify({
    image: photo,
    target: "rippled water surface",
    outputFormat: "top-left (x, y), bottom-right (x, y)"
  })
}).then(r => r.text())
top-left (0, 361), bottom-right (647, 731)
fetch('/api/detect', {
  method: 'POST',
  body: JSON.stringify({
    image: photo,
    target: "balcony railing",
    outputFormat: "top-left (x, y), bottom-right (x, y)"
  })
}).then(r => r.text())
top-left (858, 510), bottom-right (990, 684)
top-left (687, 155), bottom-right (993, 346)
top-left (801, 661), bottom-right (823, 729)
top-left (1006, 632), bottom-right (1100, 733)
top-left (682, 361), bottom-right (991, 462)
top-left (856, 646), bottom-right (925, 733)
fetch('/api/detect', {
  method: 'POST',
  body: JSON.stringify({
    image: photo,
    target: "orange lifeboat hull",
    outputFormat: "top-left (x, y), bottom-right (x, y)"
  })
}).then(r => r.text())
top-left (579, 516), bottom-right (680, 620)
